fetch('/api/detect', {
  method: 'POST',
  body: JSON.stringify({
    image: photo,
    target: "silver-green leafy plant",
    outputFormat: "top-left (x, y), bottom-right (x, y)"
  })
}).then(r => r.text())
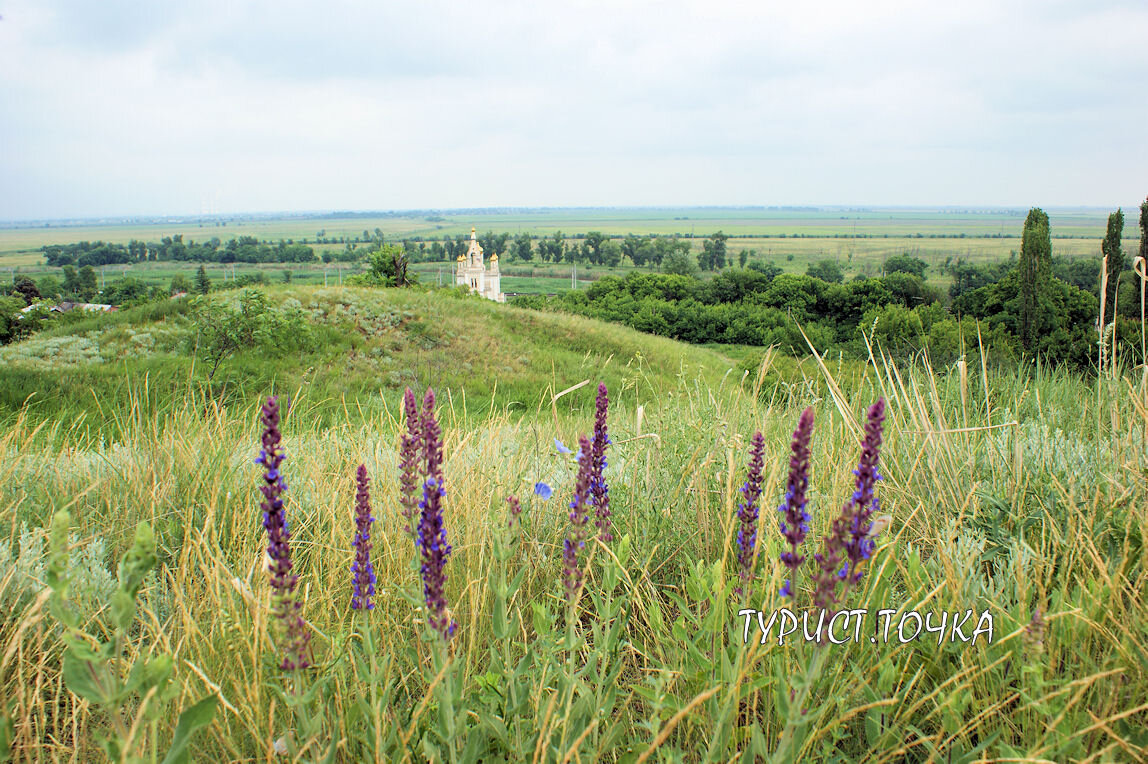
top-left (45, 510), bottom-right (218, 764)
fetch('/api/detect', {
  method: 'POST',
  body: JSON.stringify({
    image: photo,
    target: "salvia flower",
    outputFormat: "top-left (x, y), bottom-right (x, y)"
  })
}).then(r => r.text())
top-left (812, 398), bottom-right (887, 612)
top-left (255, 395), bottom-right (310, 671)
top-left (842, 399), bottom-right (886, 584)
top-left (733, 431), bottom-right (767, 598)
top-left (350, 464), bottom-right (376, 611)
top-left (778, 408), bottom-right (814, 597)
top-left (563, 435), bottom-right (595, 605)
top-left (506, 494), bottom-right (522, 529)
top-left (398, 387), bottom-right (422, 540)
top-left (812, 502), bottom-right (854, 612)
top-left (416, 389), bottom-right (456, 640)
top-left (589, 383), bottom-right (613, 543)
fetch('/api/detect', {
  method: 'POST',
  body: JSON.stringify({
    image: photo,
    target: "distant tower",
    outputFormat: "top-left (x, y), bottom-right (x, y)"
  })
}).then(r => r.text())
top-left (455, 227), bottom-right (505, 303)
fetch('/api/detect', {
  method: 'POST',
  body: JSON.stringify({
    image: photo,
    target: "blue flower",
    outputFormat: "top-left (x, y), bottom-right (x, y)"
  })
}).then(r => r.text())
top-left (780, 579), bottom-right (793, 598)
top-left (554, 438), bottom-right (572, 454)
top-left (534, 482), bottom-right (553, 500)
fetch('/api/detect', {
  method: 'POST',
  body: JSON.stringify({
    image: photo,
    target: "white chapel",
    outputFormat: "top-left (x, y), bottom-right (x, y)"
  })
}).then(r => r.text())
top-left (455, 227), bottom-right (505, 303)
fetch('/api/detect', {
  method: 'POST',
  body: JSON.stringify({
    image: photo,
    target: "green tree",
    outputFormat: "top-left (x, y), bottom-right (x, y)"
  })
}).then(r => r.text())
top-left (584, 232), bottom-right (607, 265)
top-left (884, 254), bottom-right (928, 279)
top-left (62, 265), bottom-right (79, 297)
top-left (359, 243), bottom-right (414, 287)
top-left (601, 240), bottom-right (622, 267)
top-left (195, 265), bottom-right (212, 295)
top-left (1140, 196), bottom-right (1148, 262)
top-left (169, 274), bottom-right (192, 294)
top-left (747, 260), bottom-right (782, 280)
top-left (1018, 207), bottom-right (1051, 352)
top-left (806, 259), bottom-right (844, 284)
top-left (12, 276), bottom-right (41, 306)
top-left (510, 232), bottom-right (533, 262)
top-left (621, 234), bottom-right (644, 266)
top-left (78, 265), bottom-right (98, 301)
top-left (0, 295), bottom-right (28, 344)
top-left (713, 232), bottom-right (728, 268)
top-left (1101, 208), bottom-right (1125, 316)
top-left (662, 247), bottom-right (697, 276)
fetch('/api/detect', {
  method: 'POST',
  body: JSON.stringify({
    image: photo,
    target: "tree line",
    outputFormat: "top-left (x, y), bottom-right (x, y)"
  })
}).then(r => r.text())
top-left (511, 203), bottom-right (1148, 374)
top-left (42, 236), bottom-right (318, 267)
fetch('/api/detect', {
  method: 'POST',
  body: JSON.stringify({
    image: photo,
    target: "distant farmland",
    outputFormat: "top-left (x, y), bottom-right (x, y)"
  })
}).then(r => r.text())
top-left (1, 206), bottom-right (1140, 295)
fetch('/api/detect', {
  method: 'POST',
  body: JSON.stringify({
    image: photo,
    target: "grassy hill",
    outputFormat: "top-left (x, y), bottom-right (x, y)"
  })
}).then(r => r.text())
top-left (0, 285), bottom-right (752, 437)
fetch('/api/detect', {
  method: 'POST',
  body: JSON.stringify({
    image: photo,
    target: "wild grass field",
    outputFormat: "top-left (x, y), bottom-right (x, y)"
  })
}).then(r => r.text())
top-left (0, 285), bottom-right (1145, 761)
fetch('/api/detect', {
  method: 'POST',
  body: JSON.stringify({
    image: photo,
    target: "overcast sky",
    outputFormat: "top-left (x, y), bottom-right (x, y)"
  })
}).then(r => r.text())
top-left (2, 0), bottom-right (1146, 220)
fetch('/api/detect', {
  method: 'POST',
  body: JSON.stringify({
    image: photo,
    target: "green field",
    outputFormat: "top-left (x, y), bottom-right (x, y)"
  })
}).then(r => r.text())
top-left (2, 207), bottom-right (1142, 297)
top-left (0, 284), bottom-right (1145, 760)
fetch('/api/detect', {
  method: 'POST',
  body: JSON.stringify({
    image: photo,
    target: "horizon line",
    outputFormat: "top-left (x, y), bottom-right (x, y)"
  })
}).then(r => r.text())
top-left (2, 202), bottom-right (1141, 227)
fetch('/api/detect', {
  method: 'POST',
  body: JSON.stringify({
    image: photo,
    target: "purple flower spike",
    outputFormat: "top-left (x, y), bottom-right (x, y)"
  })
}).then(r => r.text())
top-left (589, 383), bottom-right (613, 543)
top-left (416, 389), bottom-right (456, 641)
top-left (398, 388), bottom-right (421, 540)
top-left (778, 408), bottom-right (814, 593)
top-left (814, 398), bottom-right (886, 613)
top-left (351, 464), bottom-right (376, 611)
top-left (257, 396), bottom-right (310, 671)
top-left (506, 494), bottom-right (522, 529)
top-left (843, 399), bottom-right (886, 583)
top-left (563, 435), bottom-right (595, 605)
top-left (733, 431), bottom-right (767, 598)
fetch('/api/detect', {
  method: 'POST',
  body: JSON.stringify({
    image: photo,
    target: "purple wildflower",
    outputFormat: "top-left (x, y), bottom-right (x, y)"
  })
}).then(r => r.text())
top-left (813, 399), bottom-right (886, 612)
top-left (255, 396), bottom-right (310, 671)
top-left (812, 501), bottom-right (853, 613)
top-left (563, 435), bottom-right (594, 605)
top-left (778, 408), bottom-right (814, 598)
top-left (351, 464), bottom-right (376, 611)
top-left (416, 389), bottom-right (456, 640)
top-left (398, 387), bottom-right (421, 540)
top-left (842, 399), bottom-right (886, 585)
top-left (506, 494), bottom-right (522, 529)
top-left (589, 383), bottom-right (613, 543)
top-left (555, 438), bottom-right (573, 455)
top-left (534, 482), bottom-right (553, 500)
top-left (733, 431), bottom-right (767, 598)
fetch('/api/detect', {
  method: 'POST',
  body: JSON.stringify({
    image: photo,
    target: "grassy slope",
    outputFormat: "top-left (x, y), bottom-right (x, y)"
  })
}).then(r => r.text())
top-left (1, 286), bottom-right (1145, 760)
top-left (0, 284), bottom-right (743, 438)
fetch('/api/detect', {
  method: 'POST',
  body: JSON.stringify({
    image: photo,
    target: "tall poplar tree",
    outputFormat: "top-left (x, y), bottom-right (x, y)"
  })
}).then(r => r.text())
top-left (1101, 208), bottom-right (1125, 315)
top-left (1140, 196), bottom-right (1148, 262)
top-left (1019, 207), bottom-right (1051, 353)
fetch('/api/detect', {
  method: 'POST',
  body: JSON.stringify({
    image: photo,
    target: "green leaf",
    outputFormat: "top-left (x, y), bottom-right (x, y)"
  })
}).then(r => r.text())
top-left (124, 655), bottom-right (174, 700)
top-left (160, 695), bottom-right (218, 764)
top-left (62, 651), bottom-right (118, 707)
top-left (492, 602), bottom-right (509, 640)
top-left (110, 590), bottom-right (137, 634)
